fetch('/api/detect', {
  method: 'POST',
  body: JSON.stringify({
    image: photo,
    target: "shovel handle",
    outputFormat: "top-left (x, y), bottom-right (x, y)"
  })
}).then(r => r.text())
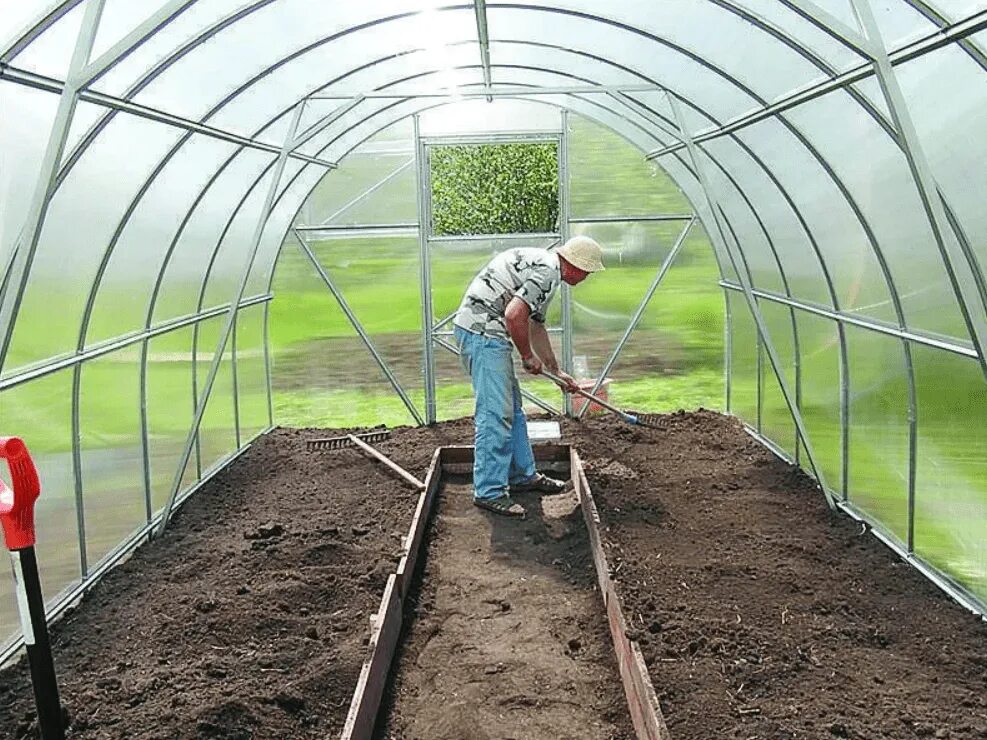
top-left (539, 370), bottom-right (636, 422)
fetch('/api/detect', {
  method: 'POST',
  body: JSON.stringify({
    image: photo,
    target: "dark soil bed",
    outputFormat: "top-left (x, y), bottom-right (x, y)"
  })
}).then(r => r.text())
top-left (563, 410), bottom-right (987, 740)
top-left (376, 477), bottom-right (633, 739)
top-left (0, 422), bottom-right (472, 740)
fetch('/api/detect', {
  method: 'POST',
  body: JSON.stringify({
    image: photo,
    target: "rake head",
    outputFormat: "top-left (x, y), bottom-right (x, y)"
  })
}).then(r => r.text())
top-left (306, 429), bottom-right (390, 452)
top-left (631, 413), bottom-right (663, 429)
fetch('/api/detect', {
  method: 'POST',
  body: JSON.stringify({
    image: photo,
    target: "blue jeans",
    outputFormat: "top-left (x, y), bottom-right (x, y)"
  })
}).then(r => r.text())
top-left (455, 326), bottom-right (537, 500)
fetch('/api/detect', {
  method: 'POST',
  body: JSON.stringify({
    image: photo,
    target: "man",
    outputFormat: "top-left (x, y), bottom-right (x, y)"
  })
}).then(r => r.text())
top-left (453, 236), bottom-right (606, 518)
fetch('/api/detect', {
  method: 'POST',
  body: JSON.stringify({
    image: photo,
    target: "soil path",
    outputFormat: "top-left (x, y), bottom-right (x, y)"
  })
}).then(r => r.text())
top-left (377, 478), bottom-right (633, 740)
top-left (562, 410), bottom-right (987, 740)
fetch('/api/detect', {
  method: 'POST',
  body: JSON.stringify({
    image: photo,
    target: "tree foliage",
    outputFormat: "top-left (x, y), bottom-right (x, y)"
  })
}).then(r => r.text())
top-left (430, 142), bottom-right (559, 236)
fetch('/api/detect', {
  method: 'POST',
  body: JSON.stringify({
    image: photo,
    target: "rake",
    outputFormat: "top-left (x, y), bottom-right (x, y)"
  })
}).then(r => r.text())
top-left (540, 369), bottom-right (662, 428)
top-left (306, 430), bottom-right (425, 490)
top-left (306, 429), bottom-right (390, 451)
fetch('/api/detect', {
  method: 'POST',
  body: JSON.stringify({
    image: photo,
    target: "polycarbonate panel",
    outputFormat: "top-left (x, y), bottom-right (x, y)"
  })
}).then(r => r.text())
top-left (152, 148), bottom-right (275, 324)
top-left (786, 89), bottom-right (970, 342)
top-left (201, 159), bottom-right (306, 309)
top-left (89, 0), bottom-right (161, 60)
top-left (145, 325), bottom-right (198, 514)
top-left (568, 114), bottom-right (691, 219)
top-left (846, 326), bottom-right (909, 543)
top-left (869, 0), bottom-right (939, 48)
top-left (86, 134), bottom-right (241, 348)
top-left (727, 0), bottom-right (864, 72)
top-left (4, 1), bottom-right (84, 79)
top-left (701, 135), bottom-right (835, 307)
top-left (299, 123), bottom-right (415, 227)
top-left (696, 144), bottom-right (787, 296)
top-left (130, 3), bottom-right (479, 123)
top-left (897, 45), bottom-right (987, 351)
top-left (735, 116), bottom-right (897, 323)
top-left (795, 310), bottom-right (843, 493)
top-left (419, 99), bottom-right (561, 137)
top-left (490, 3), bottom-right (821, 118)
top-left (235, 304), bottom-right (270, 440)
top-left (592, 221), bottom-right (724, 413)
top-left (79, 349), bottom-right (146, 568)
top-left (91, 0), bottom-right (256, 97)
top-left (194, 317), bottom-right (237, 473)
top-left (759, 301), bottom-right (797, 456)
top-left (0, 1), bottom-right (54, 54)
top-left (0, 370), bottom-right (82, 642)
top-left (0, 82), bottom-right (58, 289)
top-left (269, 233), bottom-right (420, 427)
top-left (912, 346), bottom-right (987, 603)
top-left (5, 112), bottom-right (188, 375)
top-left (487, 6), bottom-right (759, 124)
top-left (569, 220), bottom-right (690, 400)
top-left (728, 292), bottom-right (758, 423)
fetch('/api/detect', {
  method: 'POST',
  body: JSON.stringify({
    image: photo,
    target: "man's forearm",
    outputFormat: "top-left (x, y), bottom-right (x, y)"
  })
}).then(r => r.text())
top-left (529, 321), bottom-right (559, 371)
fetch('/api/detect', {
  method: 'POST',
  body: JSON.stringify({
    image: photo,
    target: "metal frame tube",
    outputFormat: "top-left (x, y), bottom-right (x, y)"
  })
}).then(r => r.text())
top-left (669, 93), bottom-right (835, 510)
top-left (314, 158), bottom-right (415, 226)
top-left (576, 217), bottom-right (695, 419)
top-left (474, 0), bottom-right (493, 100)
top-left (415, 115), bottom-right (437, 424)
top-left (156, 103), bottom-right (306, 535)
top-left (851, 0), bottom-right (987, 388)
top-left (292, 230), bottom-right (424, 425)
top-left (559, 109), bottom-right (573, 416)
top-left (0, 0), bottom-right (105, 375)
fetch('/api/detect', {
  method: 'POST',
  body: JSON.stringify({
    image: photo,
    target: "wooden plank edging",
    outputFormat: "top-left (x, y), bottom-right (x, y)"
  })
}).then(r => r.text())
top-left (572, 450), bottom-right (672, 740)
top-left (339, 447), bottom-right (445, 740)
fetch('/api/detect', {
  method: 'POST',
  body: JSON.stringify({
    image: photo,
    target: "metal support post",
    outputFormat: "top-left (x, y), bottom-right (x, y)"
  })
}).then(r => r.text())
top-left (668, 93), bottom-right (835, 510)
top-left (473, 0), bottom-right (493, 101)
top-left (415, 116), bottom-right (437, 424)
top-left (0, 0), bottom-right (106, 374)
top-left (724, 289), bottom-right (733, 412)
top-left (292, 231), bottom-right (424, 426)
top-left (559, 112), bottom-right (574, 416)
top-left (577, 217), bottom-right (695, 419)
top-left (156, 102), bottom-right (307, 536)
top-left (851, 0), bottom-right (987, 386)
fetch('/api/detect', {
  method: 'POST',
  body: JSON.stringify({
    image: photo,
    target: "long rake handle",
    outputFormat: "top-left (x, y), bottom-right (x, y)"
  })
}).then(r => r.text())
top-left (539, 370), bottom-right (637, 423)
top-left (346, 435), bottom-right (425, 490)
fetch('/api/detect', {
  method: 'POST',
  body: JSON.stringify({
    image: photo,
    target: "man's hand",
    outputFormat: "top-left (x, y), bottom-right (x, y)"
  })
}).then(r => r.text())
top-left (522, 354), bottom-right (543, 375)
top-left (552, 369), bottom-right (580, 393)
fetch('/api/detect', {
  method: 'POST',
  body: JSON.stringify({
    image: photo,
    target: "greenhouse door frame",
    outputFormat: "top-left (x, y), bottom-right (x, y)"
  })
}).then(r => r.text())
top-left (413, 116), bottom-right (571, 424)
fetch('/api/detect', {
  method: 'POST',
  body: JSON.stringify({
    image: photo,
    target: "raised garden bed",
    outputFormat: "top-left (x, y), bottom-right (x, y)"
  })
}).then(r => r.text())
top-left (564, 410), bottom-right (987, 740)
top-left (2, 412), bottom-right (984, 740)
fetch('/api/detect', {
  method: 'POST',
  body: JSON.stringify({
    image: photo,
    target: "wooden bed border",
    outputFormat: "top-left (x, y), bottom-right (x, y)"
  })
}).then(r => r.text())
top-left (341, 444), bottom-right (668, 740)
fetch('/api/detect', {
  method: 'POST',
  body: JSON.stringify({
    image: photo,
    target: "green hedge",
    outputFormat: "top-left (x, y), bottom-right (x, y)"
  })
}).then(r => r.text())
top-left (430, 142), bottom-right (559, 235)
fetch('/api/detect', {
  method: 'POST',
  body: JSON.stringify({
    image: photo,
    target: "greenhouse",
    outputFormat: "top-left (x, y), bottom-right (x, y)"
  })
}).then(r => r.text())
top-left (0, 1), bottom-right (985, 738)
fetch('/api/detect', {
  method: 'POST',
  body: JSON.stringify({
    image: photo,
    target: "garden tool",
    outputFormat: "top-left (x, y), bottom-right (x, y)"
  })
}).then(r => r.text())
top-left (540, 370), bottom-right (661, 428)
top-left (307, 429), bottom-right (424, 489)
top-left (1, 437), bottom-right (65, 740)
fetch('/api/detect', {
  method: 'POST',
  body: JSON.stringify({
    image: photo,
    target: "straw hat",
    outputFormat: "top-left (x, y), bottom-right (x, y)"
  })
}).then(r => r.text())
top-left (557, 235), bottom-right (605, 273)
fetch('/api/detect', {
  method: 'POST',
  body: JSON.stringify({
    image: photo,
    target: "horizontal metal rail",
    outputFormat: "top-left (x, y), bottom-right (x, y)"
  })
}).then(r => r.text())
top-left (428, 232), bottom-right (561, 243)
top-left (719, 281), bottom-right (978, 358)
top-left (0, 293), bottom-right (272, 392)
top-left (310, 83), bottom-right (665, 99)
top-left (0, 64), bottom-right (337, 169)
top-left (295, 222), bottom-right (419, 232)
top-left (0, 425), bottom-right (274, 666)
top-left (568, 214), bottom-right (694, 223)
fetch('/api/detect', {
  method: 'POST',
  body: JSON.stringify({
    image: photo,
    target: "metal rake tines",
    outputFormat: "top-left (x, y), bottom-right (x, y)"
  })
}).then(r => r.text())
top-left (306, 429), bottom-right (390, 451)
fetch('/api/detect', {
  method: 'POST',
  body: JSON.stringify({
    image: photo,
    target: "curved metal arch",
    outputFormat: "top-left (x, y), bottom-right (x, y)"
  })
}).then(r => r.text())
top-left (46, 0), bottom-right (898, 204)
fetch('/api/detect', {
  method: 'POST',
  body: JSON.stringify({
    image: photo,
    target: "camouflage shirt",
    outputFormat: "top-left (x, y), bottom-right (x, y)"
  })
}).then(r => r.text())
top-left (453, 248), bottom-right (561, 340)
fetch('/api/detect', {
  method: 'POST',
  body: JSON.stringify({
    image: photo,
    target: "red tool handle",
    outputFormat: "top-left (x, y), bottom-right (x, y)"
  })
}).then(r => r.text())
top-left (0, 437), bottom-right (41, 550)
